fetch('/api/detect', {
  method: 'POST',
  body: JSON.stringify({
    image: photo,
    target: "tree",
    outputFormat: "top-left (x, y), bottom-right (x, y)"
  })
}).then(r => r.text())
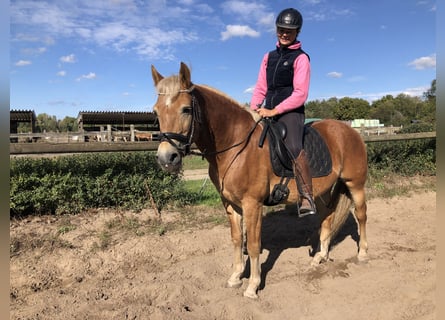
top-left (59, 116), bottom-right (78, 132)
top-left (423, 79), bottom-right (436, 101)
top-left (306, 98), bottom-right (338, 119)
top-left (370, 95), bottom-right (397, 126)
top-left (421, 79), bottom-right (436, 126)
top-left (35, 113), bottom-right (58, 132)
top-left (393, 94), bottom-right (421, 126)
top-left (333, 97), bottom-right (370, 120)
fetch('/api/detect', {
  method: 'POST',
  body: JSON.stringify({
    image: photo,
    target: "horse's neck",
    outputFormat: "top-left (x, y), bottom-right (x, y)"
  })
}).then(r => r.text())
top-left (195, 87), bottom-right (257, 161)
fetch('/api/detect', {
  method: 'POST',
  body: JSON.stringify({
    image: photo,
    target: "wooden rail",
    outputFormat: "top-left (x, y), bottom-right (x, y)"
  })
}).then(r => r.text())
top-left (9, 132), bottom-right (436, 155)
top-left (362, 131), bottom-right (436, 142)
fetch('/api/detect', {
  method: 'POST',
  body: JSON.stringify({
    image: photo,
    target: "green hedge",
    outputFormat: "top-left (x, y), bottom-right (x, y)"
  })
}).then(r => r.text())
top-left (10, 152), bottom-right (193, 217)
top-left (10, 137), bottom-right (436, 218)
top-left (366, 137), bottom-right (436, 176)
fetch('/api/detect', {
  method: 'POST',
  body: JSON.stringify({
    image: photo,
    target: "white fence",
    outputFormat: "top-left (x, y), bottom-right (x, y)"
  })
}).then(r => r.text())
top-left (10, 124), bottom-right (159, 144)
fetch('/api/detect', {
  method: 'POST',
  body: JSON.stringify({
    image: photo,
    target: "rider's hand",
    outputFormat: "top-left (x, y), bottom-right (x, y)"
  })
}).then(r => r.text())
top-left (256, 107), bottom-right (278, 118)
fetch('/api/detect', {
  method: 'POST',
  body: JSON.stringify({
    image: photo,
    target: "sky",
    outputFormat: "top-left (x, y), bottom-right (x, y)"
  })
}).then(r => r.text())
top-left (10, 0), bottom-right (436, 120)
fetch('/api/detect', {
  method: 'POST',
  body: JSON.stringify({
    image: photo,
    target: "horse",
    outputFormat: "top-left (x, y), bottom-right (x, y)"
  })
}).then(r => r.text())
top-left (150, 62), bottom-right (368, 299)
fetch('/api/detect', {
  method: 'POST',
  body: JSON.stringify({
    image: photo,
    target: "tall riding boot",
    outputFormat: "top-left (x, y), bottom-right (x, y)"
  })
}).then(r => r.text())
top-left (293, 150), bottom-right (316, 217)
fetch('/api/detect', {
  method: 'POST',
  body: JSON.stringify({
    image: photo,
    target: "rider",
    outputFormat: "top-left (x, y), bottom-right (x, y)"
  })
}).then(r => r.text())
top-left (250, 7), bottom-right (316, 216)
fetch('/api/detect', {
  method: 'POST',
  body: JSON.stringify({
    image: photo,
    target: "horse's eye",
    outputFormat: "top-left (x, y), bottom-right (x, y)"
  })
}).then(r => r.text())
top-left (182, 106), bottom-right (192, 115)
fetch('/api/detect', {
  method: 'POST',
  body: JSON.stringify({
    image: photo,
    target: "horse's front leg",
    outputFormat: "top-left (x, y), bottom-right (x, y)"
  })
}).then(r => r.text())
top-left (226, 204), bottom-right (244, 289)
top-left (243, 200), bottom-right (263, 299)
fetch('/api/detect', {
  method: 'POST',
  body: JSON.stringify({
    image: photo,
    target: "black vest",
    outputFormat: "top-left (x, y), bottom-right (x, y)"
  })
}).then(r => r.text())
top-left (265, 46), bottom-right (309, 113)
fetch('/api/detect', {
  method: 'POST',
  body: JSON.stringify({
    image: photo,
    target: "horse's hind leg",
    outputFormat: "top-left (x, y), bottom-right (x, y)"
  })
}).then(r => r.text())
top-left (225, 203), bottom-right (244, 288)
top-left (311, 192), bottom-right (334, 266)
top-left (311, 187), bottom-right (352, 266)
top-left (311, 212), bottom-right (333, 266)
top-left (348, 185), bottom-right (368, 261)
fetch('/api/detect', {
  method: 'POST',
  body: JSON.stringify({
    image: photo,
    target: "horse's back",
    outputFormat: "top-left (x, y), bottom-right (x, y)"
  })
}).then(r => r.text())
top-left (312, 119), bottom-right (367, 184)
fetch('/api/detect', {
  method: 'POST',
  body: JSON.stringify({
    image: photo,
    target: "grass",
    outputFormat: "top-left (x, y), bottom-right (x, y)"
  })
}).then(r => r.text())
top-left (182, 178), bottom-right (221, 207)
top-left (182, 156), bottom-right (209, 170)
top-left (365, 170), bottom-right (436, 200)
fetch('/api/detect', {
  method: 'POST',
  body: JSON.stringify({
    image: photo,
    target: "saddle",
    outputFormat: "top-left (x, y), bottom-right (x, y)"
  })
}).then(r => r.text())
top-left (259, 118), bottom-right (332, 205)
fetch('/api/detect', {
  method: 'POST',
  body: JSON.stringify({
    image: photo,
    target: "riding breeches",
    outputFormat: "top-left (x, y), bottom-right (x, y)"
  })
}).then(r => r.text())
top-left (276, 111), bottom-right (305, 159)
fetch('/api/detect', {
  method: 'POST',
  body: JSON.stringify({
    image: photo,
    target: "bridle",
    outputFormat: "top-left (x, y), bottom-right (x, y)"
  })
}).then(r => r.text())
top-left (156, 86), bottom-right (261, 158)
top-left (157, 86), bottom-right (200, 156)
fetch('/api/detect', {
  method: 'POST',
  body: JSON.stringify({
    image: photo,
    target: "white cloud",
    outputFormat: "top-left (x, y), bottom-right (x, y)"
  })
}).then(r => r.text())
top-left (60, 54), bottom-right (76, 63)
top-left (15, 60), bottom-right (32, 66)
top-left (408, 54), bottom-right (436, 70)
top-left (221, 25), bottom-right (260, 41)
top-left (321, 85), bottom-right (430, 102)
top-left (243, 85), bottom-right (255, 94)
top-left (177, 0), bottom-right (194, 5)
top-left (306, 5), bottom-right (355, 22)
top-left (76, 72), bottom-right (96, 81)
top-left (57, 70), bottom-right (66, 77)
top-left (402, 86), bottom-right (430, 97)
top-left (220, 1), bottom-right (273, 28)
top-left (221, 1), bottom-right (267, 17)
top-left (327, 71), bottom-right (343, 78)
top-left (93, 22), bottom-right (136, 48)
top-left (10, 1), bottom-right (202, 61)
top-left (21, 47), bottom-right (47, 55)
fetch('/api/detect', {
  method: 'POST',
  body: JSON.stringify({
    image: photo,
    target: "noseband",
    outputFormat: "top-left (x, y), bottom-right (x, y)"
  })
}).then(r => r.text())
top-left (157, 87), bottom-right (200, 156)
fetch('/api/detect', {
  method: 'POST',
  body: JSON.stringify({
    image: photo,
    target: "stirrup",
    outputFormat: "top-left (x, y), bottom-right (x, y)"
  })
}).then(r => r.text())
top-left (297, 197), bottom-right (316, 218)
top-left (297, 206), bottom-right (316, 218)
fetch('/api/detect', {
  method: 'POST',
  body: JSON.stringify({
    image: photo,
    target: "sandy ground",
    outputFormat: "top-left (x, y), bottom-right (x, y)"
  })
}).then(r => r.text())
top-left (10, 189), bottom-right (436, 320)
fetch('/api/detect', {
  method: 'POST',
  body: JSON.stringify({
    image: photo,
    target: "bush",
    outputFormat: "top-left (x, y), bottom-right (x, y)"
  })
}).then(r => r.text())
top-left (10, 152), bottom-right (192, 217)
top-left (366, 138), bottom-right (436, 176)
top-left (397, 122), bottom-right (434, 134)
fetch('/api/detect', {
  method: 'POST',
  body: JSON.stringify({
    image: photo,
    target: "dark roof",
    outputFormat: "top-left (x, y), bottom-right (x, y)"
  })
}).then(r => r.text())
top-left (10, 110), bottom-right (36, 122)
top-left (77, 111), bottom-right (157, 125)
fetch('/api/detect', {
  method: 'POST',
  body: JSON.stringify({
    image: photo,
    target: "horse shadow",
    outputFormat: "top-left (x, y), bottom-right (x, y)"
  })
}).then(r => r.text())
top-left (241, 205), bottom-right (360, 291)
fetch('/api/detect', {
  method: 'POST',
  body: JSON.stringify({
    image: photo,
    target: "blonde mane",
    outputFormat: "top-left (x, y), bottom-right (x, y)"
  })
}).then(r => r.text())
top-left (155, 75), bottom-right (261, 121)
top-left (197, 84), bottom-right (261, 122)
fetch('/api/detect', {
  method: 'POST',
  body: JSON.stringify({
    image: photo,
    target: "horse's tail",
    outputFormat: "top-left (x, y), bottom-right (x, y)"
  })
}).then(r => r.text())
top-left (329, 181), bottom-right (353, 239)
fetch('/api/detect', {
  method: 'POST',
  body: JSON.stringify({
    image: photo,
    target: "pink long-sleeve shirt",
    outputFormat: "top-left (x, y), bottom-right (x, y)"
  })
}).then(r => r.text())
top-left (250, 41), bottom-right (310, 114)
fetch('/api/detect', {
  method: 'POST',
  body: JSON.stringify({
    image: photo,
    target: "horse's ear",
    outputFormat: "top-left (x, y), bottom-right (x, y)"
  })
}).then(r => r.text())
top-left (151, 65), bottom-right (164, 86)
top-left (179, 62), bottom-right (192, 90)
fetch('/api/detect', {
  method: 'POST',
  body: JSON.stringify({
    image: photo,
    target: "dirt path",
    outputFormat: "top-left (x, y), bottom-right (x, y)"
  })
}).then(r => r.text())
top-left (183, 169), bottom-right (209, 181)
top-left (10, 191), bottom-right (436, 320)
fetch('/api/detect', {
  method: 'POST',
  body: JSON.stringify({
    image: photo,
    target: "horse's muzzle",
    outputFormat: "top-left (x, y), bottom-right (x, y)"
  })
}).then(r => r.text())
top-left (156, 142), bottom-right (183, 174)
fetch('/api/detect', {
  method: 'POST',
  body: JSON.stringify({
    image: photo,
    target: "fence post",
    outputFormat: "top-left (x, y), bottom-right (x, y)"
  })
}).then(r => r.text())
top-left (107, 125), bottom-right (112, 142)
top-left (130, 124), bottom-right (135, 142)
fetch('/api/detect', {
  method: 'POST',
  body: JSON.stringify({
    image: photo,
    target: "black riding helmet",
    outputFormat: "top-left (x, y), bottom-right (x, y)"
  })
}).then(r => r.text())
top-left (275, 8), bottom-right (303, 31)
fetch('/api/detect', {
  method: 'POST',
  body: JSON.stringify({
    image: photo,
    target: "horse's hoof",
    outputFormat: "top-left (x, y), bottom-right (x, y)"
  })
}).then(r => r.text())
top-left (357, 252), bottom-right (369, 263)
top-left (311, 253), bottom-right (327, 266)
top-left (310, 259), bottom-right (320, 267)
top-left (227, 279), bottom-right (243, 288)
top-left (243, 289), bottom-right (258, 299)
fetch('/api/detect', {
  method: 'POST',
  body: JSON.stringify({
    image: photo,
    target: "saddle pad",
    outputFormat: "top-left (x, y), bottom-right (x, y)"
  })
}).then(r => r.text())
top-left (268, 123), bottom-right (332, 178)
top-left (304, 125), bottom-right (332, 177)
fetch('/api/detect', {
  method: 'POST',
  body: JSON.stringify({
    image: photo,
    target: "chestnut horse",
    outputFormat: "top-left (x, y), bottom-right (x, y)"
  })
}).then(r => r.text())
top-left (151, 62), bottom-right (368, 299)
